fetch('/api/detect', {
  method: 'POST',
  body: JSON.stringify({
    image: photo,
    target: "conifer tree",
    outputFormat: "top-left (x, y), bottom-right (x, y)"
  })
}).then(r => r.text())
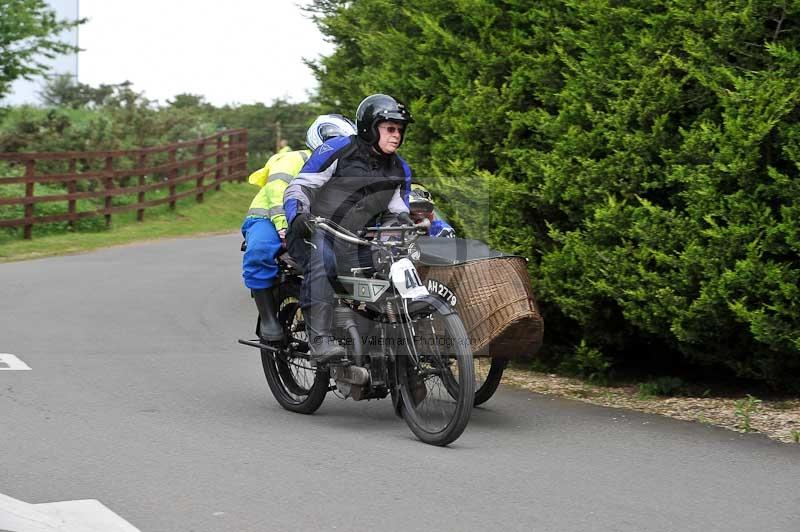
top-left (308, 0), bottom-right (800, 388)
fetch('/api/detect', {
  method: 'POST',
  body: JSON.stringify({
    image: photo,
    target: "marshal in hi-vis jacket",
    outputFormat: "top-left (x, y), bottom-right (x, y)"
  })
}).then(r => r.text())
top-left (246, 147), bottom-right (310, 231)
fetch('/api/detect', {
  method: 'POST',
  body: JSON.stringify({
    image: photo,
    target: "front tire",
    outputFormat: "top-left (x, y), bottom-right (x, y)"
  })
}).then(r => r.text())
top-left (397, 309), bottom-right (474, 446)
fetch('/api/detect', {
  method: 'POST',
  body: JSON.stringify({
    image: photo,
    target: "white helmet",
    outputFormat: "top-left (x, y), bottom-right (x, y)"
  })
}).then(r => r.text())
top-left (305, 114), bottom-right (356, 150)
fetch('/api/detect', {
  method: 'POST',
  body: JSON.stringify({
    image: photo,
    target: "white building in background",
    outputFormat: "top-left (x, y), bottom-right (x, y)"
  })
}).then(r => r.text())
top-left (2, 0), bottom-right (80, 106)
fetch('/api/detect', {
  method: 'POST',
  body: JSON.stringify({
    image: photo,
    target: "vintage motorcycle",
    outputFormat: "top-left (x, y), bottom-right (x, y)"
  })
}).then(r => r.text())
top-left (240, 217), bottom-right (475, 446)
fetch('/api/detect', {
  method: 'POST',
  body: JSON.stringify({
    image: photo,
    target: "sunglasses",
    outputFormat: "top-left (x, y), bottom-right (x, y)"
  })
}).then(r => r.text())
top-left (379, 124), bottom-right (405, 134)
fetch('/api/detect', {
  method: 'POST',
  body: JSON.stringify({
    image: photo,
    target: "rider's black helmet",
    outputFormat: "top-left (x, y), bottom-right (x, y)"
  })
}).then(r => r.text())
top-left (356, 94), bottom-right (414, 146)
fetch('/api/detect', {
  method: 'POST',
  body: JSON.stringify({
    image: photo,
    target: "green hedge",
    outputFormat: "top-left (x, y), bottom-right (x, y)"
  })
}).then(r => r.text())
top-left (308, 0), bottom-right (800, 389)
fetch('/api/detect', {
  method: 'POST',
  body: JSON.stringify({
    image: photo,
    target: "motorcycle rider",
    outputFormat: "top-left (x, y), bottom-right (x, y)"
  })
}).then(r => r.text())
top-left (408, 182), bottom-right (455, 238)
top-left (242, 114), bottom-right (356, 344)
top-left (284, 93), bottom-right (414, 365)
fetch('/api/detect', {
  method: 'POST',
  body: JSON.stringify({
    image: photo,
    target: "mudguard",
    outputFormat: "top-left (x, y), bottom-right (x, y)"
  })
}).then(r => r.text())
top-left (407, 293), bottom-right (456, 317)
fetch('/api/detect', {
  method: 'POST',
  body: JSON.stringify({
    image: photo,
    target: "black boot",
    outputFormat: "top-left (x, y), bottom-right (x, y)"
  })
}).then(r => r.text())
top-left (303, 303), bottom-right (345, 366)
top-left (252, 288), bottom-right (284, 343)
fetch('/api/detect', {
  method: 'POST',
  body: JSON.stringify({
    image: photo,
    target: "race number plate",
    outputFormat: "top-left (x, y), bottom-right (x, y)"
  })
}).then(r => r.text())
top-left (426, 279), bottom-right (457, 307)
top-left (390, 258), bottom-right (430, 299)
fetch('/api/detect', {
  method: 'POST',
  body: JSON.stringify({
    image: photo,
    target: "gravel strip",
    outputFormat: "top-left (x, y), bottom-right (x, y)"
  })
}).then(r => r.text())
top-left (502, 368), bottom-right (800, 444)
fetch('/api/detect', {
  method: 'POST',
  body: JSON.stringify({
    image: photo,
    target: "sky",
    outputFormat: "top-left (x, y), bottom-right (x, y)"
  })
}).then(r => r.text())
top-left (78, 0), bottom-right (329, 106)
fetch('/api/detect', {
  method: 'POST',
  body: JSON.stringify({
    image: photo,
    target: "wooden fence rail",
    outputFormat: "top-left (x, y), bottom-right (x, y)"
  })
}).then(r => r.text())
top-left (0, 129), bottom-right (248, 239)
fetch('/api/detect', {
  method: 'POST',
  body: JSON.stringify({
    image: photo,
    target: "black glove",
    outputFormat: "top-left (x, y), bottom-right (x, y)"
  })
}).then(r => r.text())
top-left (398, 212), bottom-right (413, 226)
top-left (290, 212), bottom-right (313, 239)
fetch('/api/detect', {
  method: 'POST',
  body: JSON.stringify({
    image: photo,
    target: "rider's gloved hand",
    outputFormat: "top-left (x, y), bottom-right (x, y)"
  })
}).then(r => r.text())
top-left (436, 227), bottom-right (456, 238)
top-left (398, 212), bottom-right (413, 226)
top-left (291, 213), bottom-right (313, 239)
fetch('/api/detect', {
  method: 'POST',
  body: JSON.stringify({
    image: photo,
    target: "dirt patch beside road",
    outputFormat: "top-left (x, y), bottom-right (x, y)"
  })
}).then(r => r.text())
top-left (502, 368), bottom-right (800, 444)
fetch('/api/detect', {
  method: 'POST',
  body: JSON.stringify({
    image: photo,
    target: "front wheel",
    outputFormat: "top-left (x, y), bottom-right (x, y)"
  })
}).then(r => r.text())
top-left (261, 280), bottom-right (328, 414)
top-left (397, 309), bottom-right (474, 446)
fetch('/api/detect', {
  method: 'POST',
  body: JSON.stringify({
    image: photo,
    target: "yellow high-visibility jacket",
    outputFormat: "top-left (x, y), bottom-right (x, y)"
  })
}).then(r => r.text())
top-left (246, 149), bottom-right (310, 230)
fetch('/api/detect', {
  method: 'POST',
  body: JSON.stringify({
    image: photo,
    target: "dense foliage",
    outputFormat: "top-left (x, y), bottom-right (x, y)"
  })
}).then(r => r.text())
top-left (0, 0), bottom-right (85, 100)
top-left (0, 79), bottom-right (320, 168)
top-left (307, 0), bottom-right (800, 389)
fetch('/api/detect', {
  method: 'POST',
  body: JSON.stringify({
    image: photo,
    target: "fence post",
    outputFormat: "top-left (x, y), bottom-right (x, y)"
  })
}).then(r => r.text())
top-left (23, 159), bottom-right (35, 240)
top-left (240, 130), bottom-right (248, 182)
top-left (196, 140), bottom-right (206, 203)
top-left (225, 133), bottom-right (234, 183)
top-left (231, 132), bottom-right (238, 182)
top-left (233, 133), bottom-right (240, 182)
top-left (137, 153), bottom-right (147, 222)
top-left (104, 156), bottom-right (114, 227)
top-left (215, 135), bottom-right (223, 191)
top-left (168, 147), bottom-right (177, 210)
top-left (67, 159), bottom-right (77, 231)
top-left (232, 131), bottom-right (243, 183)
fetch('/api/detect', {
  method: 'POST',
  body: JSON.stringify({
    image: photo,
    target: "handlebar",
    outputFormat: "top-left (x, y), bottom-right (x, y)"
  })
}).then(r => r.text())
top-left (310, 217), bottom-right (429, 248)
top-left (314, 219), bottom-right (369, 246)
top-left (364, 217), bottom-right (431, 233)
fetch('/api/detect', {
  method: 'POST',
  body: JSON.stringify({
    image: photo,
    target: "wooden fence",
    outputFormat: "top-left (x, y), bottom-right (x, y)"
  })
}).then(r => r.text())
top-left (0, 129), bottom-right (248, 239)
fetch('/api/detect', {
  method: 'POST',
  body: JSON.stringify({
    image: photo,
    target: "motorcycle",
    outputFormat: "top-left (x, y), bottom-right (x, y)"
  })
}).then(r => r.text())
top-left (239, 217), bottom-right (475, 446)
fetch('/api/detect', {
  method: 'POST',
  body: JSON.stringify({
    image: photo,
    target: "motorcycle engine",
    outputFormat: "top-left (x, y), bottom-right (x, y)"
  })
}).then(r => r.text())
top-left (332, 365), bottom-right (370, 400)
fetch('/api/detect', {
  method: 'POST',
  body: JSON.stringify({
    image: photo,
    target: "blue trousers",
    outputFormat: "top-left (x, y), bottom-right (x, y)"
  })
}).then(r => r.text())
top-left (241, 217), bottom-right (282, 289)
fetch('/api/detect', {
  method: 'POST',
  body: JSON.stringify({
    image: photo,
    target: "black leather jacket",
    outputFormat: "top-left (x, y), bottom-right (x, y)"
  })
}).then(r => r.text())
top-left (284, 136), bottom-right (411, 233)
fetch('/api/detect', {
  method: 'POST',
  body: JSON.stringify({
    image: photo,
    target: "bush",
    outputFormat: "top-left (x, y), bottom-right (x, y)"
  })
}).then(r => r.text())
top-left (560, 340), bottom-right (611, 384)
top-left (308, 0), bottom-right (800, 390)
top-left (1, 79), bottom-right (321, 172)
top-left (637, 377), bottom-right (687, 398)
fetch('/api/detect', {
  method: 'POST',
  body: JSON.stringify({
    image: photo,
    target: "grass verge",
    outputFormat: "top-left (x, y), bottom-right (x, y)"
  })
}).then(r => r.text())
top-left (0, 181), bottom-right (254, 263)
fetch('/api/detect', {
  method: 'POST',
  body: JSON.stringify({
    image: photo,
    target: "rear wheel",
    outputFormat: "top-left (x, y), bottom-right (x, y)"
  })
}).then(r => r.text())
top-left (473, 358), bottom-right (508, 406)
top-left (397, 309), bottom-right (474, 446)
top-left (261, 281), bottom-right (328, 414)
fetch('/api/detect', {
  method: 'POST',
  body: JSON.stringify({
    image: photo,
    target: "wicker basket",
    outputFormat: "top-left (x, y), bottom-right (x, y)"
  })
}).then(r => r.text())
top-left (417, 256), bottom-right (543, 359)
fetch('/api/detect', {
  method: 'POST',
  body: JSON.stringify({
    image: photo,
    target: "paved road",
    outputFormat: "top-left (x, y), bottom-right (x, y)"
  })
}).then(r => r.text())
top-left (1, 234), bottom-right (798, 532)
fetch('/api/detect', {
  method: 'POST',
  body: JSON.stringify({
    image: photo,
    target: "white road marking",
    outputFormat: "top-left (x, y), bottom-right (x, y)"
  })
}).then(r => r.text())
top-left (0, 492), bottom-right (140, 531)
top-left (0, 354), bottom-right (31, 371)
